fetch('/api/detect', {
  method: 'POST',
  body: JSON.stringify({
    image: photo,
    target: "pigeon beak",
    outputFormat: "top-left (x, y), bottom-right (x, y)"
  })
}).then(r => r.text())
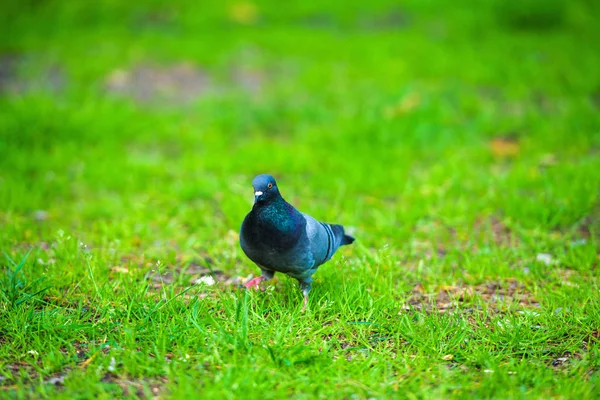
top-left (254, 191), bottom-right (263, 203)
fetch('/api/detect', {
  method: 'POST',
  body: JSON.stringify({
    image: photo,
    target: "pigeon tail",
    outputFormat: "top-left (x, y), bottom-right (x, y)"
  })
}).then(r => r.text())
top-left (342, 233), bottom-right (355, 245)
top-left (330, 224), bottom-right (355, 246)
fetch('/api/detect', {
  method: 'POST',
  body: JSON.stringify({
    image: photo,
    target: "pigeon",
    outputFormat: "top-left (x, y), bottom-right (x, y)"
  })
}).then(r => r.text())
top-left (240, 174), bottom-right (355, 309)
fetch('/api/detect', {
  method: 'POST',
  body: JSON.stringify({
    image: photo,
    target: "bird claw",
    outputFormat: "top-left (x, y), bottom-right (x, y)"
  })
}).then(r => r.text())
top-left (244, 276), bottom-right (265, 290)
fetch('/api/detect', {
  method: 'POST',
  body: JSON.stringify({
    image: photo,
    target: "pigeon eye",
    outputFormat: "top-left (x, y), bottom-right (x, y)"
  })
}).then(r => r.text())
top-left (267, 183), bottom-right (273, 189)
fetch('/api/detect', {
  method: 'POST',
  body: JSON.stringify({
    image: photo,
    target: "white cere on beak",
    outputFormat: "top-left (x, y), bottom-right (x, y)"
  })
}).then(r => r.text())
top-left (254, 191), bottom-right (263, 196)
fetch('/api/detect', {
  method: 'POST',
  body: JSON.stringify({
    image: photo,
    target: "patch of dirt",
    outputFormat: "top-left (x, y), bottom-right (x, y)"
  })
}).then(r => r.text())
top-left (105, 62), bottom-right (213, 104)
top-left (43, 372), bottom-right (67, 387)
top-left (225, 47), bottom-right (278, 95)
top-left (581, 330), bottom-right (600, 354)
top-left (104, 58), bottom-right (273, 104)
top-left (411, 215), bottom-right (518, 258)
top-left (146, 260), bottom-right (247, 290)
top-left (402, 280), bottom-right (539, 313)
top-left (109, 251), bottom-right (251, 293)
top-left (0, 338), bottom-right (98, 389)
top-left (0, 54), bottom-right (19, 92)
top-left (0, 54), bottom-right (65, 95)
top-left (319, 323), bottom-right (395, 362)
top-left (298, 9), bottom-right (410, 31)
top-left (532, 91), bottom-right (556, 114)
top-left (0, 361), bottom-right (40, 389)
top-left (230, 65), bottom-right (265, 94)
top-left (576, 202), bottom-right (600, 240)
top-left (101, 373), bottom-right (167, 398)
top-left (357, 8), bottom-right (410, 31)
top-left (1, 355), bottom-right (165, 396)
top-left (477, 85), bottom-right (503, 101)
top-left (131, 9), bottom-right (177, 31)
top-left (473, 216), bottom-right (517, 247)
top-left (547, 351), bottom-right (583, 370)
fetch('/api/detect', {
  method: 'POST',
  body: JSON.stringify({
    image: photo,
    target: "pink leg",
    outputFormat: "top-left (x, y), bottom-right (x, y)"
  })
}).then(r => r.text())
top-left (244, 275), bottom-right (266, 290)
top-left (302, 294), bottom-right (309, 311)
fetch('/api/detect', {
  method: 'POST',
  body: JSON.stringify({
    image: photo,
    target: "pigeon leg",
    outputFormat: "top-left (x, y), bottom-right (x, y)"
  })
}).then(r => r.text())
top-left (299, 279), bottom-right (312, 311)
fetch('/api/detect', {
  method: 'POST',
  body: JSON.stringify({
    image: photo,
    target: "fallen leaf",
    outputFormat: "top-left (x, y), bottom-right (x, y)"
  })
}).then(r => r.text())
top-left (438, 285), bottom-right (458, 292)
top-left (442, 354), bottom-right (454, 361)
top-left (229, 2), bottom-right (259, 24)
top-left (384, 93), bottom-right (421, 119)
top-left (457, 287), bottom-right (475, 300)
top-left (539, 153), bottom-right (557, 167)
top-left (491, 137), bottom-right (520, 157)
top-left (131, 236), bottom-right (142, 247)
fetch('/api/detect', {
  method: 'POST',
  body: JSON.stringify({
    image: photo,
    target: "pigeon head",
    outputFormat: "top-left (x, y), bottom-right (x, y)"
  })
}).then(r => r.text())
top-left (252, 174), bottom-right (280, 204)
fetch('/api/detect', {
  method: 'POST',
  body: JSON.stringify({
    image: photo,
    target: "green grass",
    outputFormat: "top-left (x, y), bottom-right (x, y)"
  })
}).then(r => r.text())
top-left (1, 0), bottom-right (599, 398)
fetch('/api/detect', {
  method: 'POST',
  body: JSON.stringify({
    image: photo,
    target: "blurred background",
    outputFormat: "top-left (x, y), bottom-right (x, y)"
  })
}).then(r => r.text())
top-left (1, 0), bottom-right (599, 279)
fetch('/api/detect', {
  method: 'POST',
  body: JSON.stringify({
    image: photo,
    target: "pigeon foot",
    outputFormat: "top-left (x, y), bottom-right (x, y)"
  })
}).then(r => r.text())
top-left (244, 276), bottom-right (266, 290)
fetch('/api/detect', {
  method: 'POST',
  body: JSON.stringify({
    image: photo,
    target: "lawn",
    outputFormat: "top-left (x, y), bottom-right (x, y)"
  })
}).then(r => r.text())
top-left (1, 0), bottom-right (599, 398)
